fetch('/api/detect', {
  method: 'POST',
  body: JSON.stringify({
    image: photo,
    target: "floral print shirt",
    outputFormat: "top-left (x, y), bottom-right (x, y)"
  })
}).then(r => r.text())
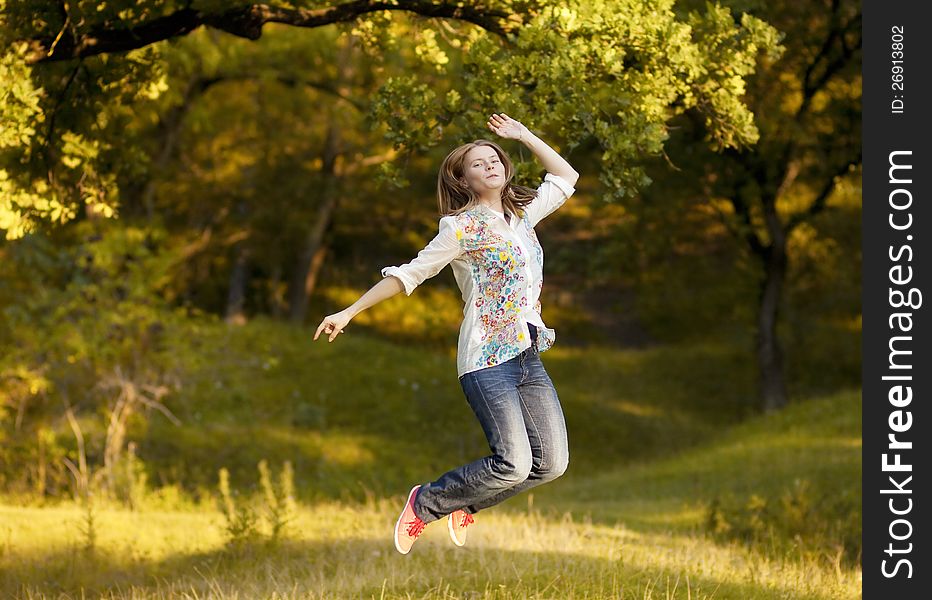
top-left (381, 173), bottom-right (576, 377)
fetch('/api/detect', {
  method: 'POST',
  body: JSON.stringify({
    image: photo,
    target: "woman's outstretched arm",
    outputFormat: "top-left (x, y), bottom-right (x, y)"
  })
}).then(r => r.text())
top-left (487, 113), bottom-right (579, 187)
top-left (314, 214), bottom-right (463, 343)
top-left (314, 276), bottom-right (404, 343)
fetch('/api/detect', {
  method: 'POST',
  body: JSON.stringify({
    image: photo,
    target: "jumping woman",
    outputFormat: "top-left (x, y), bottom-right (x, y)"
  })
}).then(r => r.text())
top-left (314, 113), bottom-right (579, 554)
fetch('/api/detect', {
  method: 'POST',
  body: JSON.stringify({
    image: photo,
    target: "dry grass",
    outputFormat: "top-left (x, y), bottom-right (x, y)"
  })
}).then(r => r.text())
top-left (1, 487), bottom-right (859, 599)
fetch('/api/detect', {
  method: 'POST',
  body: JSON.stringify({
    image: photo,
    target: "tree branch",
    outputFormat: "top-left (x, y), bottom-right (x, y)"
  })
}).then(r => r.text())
top-left (24, 1), bottom-right (513, 64)
top-left (785, 148), bottom-right (861, 235)
top-left (796, 6), bottom-right (861, 121)
top-left (730, 192), bottom-right (767, 258)
top-left (188, 71), bottom-right (368, 111)
top-left (42, 60), bottom-right (82, 182)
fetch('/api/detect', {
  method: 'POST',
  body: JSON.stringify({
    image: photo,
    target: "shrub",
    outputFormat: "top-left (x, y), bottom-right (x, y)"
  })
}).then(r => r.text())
top-left (704, 478), bottom-right (860, 565)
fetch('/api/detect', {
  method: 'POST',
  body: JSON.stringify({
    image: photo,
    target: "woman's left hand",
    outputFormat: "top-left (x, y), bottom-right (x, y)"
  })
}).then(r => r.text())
top-left (487, 113), bottom-right (528, 141)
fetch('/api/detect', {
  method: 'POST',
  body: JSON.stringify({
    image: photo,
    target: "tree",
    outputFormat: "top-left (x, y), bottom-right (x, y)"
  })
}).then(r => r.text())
top-left (139, 24), bottom-right (398, 320)
top-left (2, 0), bottom-right (781, 240)
top-left (646, 0), bottom-right (861, 411)
top-left (14, 0), bottom-right (516, 63)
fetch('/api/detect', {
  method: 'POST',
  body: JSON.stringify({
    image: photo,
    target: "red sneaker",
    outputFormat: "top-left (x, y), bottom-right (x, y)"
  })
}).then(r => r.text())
top-left (448, 509), bottom-right (474, 547)
top-left (394, 485), bottom-right (427, 554)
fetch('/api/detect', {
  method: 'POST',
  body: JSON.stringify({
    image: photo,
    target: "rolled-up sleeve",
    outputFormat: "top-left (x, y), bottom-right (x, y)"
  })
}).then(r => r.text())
top-left (381, 216), bottom-right (463, 296)
top-left (522, 173), bottom-right (576, 228)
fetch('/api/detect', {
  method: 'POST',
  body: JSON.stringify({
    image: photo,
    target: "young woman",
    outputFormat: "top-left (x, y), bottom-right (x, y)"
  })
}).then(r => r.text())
top-left (314, 113), bottom-right (579, 554)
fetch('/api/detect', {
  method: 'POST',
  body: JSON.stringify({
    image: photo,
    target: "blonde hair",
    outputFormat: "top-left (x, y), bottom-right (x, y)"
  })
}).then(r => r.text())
top-left (436, 140), bottom-right (537, 217)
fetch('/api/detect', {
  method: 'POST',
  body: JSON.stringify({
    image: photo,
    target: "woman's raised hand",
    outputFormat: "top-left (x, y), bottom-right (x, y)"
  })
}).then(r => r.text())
top-left (487, 113), bottom-right (528, 141)
top-left (314, 309), bottom-right (352, 342)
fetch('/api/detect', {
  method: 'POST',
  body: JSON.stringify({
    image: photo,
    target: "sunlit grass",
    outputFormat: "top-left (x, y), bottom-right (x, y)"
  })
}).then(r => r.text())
top-left (1, 389), bottom-right (860, 598)
top-left (1, 495), bottom-right (858, 599)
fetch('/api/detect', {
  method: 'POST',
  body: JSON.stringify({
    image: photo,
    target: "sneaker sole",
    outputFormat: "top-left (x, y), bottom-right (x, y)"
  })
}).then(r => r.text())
top-left (394, 485), bottom-right (421, 555)
top-left (448, 512), bottom-right (466, 547)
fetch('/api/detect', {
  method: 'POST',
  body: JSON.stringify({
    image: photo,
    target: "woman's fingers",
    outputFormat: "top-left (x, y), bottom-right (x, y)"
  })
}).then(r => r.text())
top-left (314, 316), bottom-right (346, 342)
top-left (487, 113), bottom-right (521, 138)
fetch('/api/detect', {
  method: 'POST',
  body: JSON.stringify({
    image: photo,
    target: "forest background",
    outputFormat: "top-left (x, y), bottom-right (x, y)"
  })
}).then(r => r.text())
top-left (0, 1), bottom-right (861, 598)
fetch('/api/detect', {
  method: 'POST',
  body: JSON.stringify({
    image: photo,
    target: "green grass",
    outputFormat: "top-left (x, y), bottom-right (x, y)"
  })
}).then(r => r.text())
top-left (0, 388), bottom-right (860, 599)
top-left (127, 314), bottom-right (760, 504)
top-left (553, 388), bottom-right (861, 562)
top-left (0, 316), bottom-right (860, 598)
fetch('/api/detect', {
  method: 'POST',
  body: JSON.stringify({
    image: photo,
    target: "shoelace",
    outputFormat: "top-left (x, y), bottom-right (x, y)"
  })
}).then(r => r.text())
top-left (460, 513), bottom-right (474, 528)
top-left (406, 517), bottom-right (426, 537)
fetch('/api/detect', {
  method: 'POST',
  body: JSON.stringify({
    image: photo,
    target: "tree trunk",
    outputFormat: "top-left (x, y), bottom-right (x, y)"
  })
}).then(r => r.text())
top-left (36, 427), bottom-right (47, 497)
top-left (288, 139), bottom-right (340, 322)
top-left (304, 243), bottom-right (330, 302)
top-left (119, 75), bottom-right (206, 220)
top-left (268, 261), bottom-right (285, 318)
top-left (756, 246), bottom-right (788, 412)
top-left (755, 194), bottom-right (789, 412)
top-left (288, 36), bottom-right (354, 322)
top-left (226, 241), bottom-right (250, 325)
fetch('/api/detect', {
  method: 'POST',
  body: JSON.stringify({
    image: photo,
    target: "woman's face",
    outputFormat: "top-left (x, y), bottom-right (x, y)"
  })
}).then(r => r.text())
top-left (462, 146), bottom-right (505, 194)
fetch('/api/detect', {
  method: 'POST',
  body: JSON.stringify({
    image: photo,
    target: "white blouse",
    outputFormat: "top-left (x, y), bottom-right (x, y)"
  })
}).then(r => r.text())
top-left (381, 173), bottom-right (576, 378)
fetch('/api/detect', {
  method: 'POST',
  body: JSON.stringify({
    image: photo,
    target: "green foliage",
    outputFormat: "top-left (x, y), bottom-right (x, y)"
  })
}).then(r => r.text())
top-left (685, 5), bottom-right (784, 149)
top-left (0, 44), bottom-right (47, 239)
top-left (372, 0), bottom-right (782, 201)
top-left (705, 477), bottom-right (859, 563)
top-left (217, 467), bottom-right (260, 548)
top-left (0, 219), bottom-right (184, 500)
top-left (217, 460), bottom-right (297, 549)
top-left (0, 38), bottom-right (167, 238)
top-left (110, 443), bottom-right (149, 510)
top-left (0, 0), bottom-right (783, 235)
top-left (258, 459), bottom-right (297, 542)
top-left (78, 494), bottom-right (98, 554)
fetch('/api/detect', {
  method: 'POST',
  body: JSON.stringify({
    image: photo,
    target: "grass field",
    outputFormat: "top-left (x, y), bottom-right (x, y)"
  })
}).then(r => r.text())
top-left (132, 315), bottom-right (765, 503)
top-left (0, 318), bottom-right (860, 598)
top-left (0, 389), bottom-right (860, 599)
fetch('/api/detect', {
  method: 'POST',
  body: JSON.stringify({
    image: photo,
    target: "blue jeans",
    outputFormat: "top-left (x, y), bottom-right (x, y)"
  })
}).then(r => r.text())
top-left (412, 325), bottom-right (570, 523)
